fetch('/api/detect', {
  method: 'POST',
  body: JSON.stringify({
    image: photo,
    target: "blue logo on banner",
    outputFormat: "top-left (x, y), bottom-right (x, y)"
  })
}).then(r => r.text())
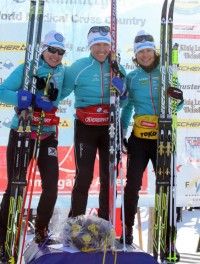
top-left (3, 60), bottom-right (14, 69)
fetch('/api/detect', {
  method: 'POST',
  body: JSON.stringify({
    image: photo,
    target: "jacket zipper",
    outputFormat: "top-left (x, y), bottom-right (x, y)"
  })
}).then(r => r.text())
top-left (100, 63), bottom-right (104, 105)
top-left (149, 73), bottom-right (157, 115)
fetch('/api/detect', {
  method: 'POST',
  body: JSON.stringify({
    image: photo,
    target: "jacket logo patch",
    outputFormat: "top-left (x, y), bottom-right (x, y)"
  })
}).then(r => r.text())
top-left (48, 147), bottom-right (57, 157)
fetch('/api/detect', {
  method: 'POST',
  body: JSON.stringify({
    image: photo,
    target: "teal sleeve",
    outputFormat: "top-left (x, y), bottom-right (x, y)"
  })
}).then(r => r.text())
top-left (61, 65), bottom-right (77, 100)
top-left (121, 76), bottom-right (134, 130)
top-left (121, 98), bottom-right (134, 130)
top-left (177, 99), bottom-right (184, 111)
top-left (119, 64), bottom-right (127, 107)
top-left (120, 95), bottom-right (128, 108)
top-left (0, 64), bottom-right (24, 105)
top-left (119, 64), bottom-right (126, 78)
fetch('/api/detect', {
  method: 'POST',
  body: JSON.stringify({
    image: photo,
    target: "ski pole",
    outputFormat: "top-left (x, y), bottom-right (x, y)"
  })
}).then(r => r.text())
top-left (118, 121), bottom-right (127, 252)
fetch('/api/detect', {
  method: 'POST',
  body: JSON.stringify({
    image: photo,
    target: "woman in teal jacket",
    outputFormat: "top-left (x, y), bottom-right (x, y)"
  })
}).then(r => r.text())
top-left (0, 30), bottom-right (68, 256)
top-left (120, 30), bottom-right (183, 261)
top-left (120, 31), bottom-right (160, 246)
top-left (64, 26), bottom-right (126, 221)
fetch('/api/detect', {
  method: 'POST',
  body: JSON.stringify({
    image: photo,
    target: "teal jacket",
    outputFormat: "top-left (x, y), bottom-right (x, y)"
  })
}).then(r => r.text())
top-left (63, 54), bottom-right (126, 108)
top-left (0, 58), bottom-right (67, 132)
top-left (121, 65), bottom-right (160, 130)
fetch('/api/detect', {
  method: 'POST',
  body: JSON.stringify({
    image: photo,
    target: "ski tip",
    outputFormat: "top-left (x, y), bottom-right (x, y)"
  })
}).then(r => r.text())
top-left (161, 0), bottom-right (168, 19)
top-left (168, 0), bottom-right (175, 19)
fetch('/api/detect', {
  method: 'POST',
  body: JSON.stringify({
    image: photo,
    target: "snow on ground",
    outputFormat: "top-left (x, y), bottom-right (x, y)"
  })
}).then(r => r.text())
top-left (132, 207), bottom-right (200, 263)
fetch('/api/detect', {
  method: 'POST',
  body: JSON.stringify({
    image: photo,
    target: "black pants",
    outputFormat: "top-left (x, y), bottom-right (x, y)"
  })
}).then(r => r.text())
top-left (68, 120), bottom-right (110, 220)
top-left (0, 129), bottom-right (59, 243)
top-left (123, 133), bottom-right (157, 227)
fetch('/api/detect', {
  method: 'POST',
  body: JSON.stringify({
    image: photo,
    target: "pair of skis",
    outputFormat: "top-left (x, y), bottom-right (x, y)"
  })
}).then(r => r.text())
top-left (4, 1), bottom-right (44, 263)
top-left (153, 0), bottom-right (180, 263)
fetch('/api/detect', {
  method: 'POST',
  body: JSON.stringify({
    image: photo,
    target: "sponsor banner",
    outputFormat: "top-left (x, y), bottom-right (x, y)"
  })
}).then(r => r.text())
top-left (175, 0), bottom-right (200, 15)
top-left (174, 34), bottom-right (200, 39)
top-left (0, 146), bottom-right (148, 196)
top-left (178, 64), bottom-right (200, 72)
top-left (176, 166), bottom-right (200, 206)
top-left (177, 119), bottom-right (200, 128)
top-left (0, 41), bottom-right (25, 52)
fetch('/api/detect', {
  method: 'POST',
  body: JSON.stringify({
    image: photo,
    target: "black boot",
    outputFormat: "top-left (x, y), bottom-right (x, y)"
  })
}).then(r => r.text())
top-left (119, 226), bottom-right (133, 245)
top-left (34, 216), bottom-right (48, 244)
top-left (34, 227), bottom-right (60, 245)
top-left (34, 216), bottom-right (60, 245)
top-left (34, 226), bottom-right (49, 244)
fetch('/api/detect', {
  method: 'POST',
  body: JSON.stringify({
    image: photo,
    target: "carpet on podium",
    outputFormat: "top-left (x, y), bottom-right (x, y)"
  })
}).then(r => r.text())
top-left (24, 240), bottom-right (159, 264)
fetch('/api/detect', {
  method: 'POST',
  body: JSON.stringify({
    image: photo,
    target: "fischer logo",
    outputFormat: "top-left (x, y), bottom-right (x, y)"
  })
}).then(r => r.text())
top-left (0, 42), bottom-right (26, 52)
top-left (178, 121), bottom-right (200, 128)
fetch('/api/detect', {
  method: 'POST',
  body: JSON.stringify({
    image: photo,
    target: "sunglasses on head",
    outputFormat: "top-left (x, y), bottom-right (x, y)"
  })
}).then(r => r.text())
top-left (135, 35), bottom-right (154, 43)
top-left (88, 26), bottom-right (110, 36)
top-left (47, 46), bottom-right (65, 56)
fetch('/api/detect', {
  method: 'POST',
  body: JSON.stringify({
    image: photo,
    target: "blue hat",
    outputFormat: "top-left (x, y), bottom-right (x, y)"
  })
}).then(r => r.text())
top-left (134, 30), bottom-right (156, 54)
